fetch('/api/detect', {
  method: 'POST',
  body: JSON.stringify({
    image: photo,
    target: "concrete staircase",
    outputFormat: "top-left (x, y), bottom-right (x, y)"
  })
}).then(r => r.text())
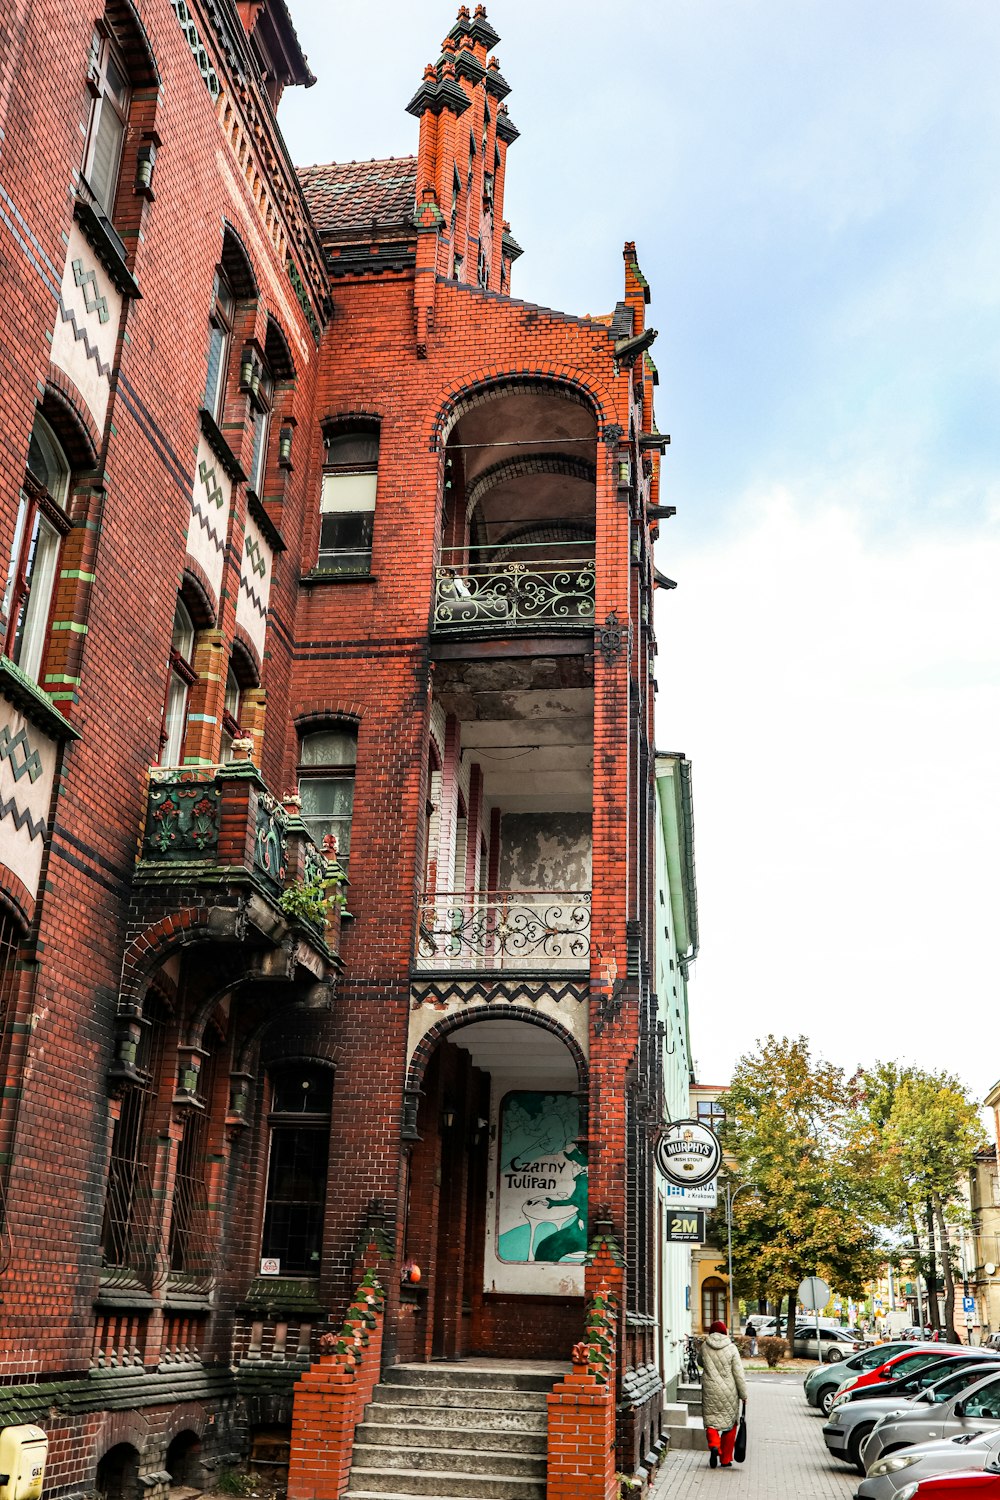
top-left (662, 1380), bottom-right (706, 1451)
top-left (345, 1360), bottom-right (565, 1500)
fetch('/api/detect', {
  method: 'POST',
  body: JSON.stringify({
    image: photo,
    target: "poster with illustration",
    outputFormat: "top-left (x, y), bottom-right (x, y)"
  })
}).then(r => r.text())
top-left (496, 1091), bottom-right (588, 1264)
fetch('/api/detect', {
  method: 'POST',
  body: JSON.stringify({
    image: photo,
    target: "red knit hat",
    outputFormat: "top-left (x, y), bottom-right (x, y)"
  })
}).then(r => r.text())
top-left (709, 1320), bottom-right (728, 1334)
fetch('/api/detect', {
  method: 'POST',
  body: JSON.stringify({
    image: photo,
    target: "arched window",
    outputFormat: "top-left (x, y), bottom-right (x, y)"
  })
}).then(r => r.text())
top-left (2, 413), bottom-right (72, 682)
top-left (318, 427), bottom-right (379, 574)
top-left (260, 1064), bottom-right (332, 1276)
top-left (220, 643), bottom-right (258, 761)
top-left (83, 25), bottom-right (132, 216)
top-left (247, 353), bottom-right (273, 498)
top-left (702, 1276), bottom-right (727, 1331)
top-left (298, 725), bottom-right (357, 866)
top-left (160, 598), bottom-right (196, 765)
top-left (101, 995), bottom-right (168, 1274)
top-left (203, 268), bottom-right (235, 421)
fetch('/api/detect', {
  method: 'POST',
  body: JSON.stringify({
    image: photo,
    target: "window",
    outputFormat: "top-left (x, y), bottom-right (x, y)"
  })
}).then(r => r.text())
top-left (298, 726), bottom-right (357, 866)
top-left (247, 360), bottom-right (274, 497)
top-left (160, 599), bottom-right (196, 765)
top-left (2, 414), bottom-right (72, 682)
top-left (204, 269), bottom-right (235, 421)
top-left (260, 1065), bottom-right (332, 1276)
top-left (319, 430), bottom-right (379, 574)
top-left (83, 27), bottom-right (131, 215)
top-left (101, 1000), bottom-right (168, 1272)
top-left (964, 1377), bottom-right (1000, 1419)
top-left (702, 1276), bottom-right (727, 1331)
top-left (697, 1099), bottom-right (726, 1131)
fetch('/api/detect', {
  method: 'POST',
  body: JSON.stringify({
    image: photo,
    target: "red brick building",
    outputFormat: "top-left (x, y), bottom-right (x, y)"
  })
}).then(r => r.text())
top-left (0, 2), bottom-right (676, 1494)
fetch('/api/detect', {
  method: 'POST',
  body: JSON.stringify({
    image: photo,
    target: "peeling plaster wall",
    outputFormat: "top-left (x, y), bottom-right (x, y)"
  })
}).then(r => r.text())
top-left (498, 812), bottom-right (592, 891)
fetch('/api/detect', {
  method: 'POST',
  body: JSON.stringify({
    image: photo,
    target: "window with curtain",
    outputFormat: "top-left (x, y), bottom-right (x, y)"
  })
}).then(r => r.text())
top-left (298, 726), bottom-right (357, 867)
top-left (83, 27), bottom-right (131, 216)
top-left (318, 430), bottom-right (379, 574)
top-left (203, 268), bottom-right (235, 421)
top-left (1, 414), bottom-right (72, 682)
top-left (159, 599), bottom-right (196, 765)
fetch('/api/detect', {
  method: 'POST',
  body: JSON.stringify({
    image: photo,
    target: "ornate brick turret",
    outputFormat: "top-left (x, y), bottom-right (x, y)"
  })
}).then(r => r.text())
top-left (407, 6), bottom-right (519, 295)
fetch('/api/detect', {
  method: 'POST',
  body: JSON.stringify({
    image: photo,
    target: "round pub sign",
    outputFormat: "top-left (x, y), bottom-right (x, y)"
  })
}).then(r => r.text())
top-left (656, 1118), bottom-right (722, 1187)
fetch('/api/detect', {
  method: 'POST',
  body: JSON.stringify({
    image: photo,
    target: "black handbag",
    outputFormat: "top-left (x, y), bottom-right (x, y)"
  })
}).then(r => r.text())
top-left (734, 1411), bottom-right (748, 1463)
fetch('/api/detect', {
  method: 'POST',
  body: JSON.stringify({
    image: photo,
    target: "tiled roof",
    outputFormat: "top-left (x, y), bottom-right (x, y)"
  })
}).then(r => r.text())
top-left (298, 157), bottom-right (418, 236)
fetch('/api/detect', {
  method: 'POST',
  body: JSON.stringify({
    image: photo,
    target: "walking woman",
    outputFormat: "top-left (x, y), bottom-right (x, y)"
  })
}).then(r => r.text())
top-left (699, 1319), bottom-right (748, 1468)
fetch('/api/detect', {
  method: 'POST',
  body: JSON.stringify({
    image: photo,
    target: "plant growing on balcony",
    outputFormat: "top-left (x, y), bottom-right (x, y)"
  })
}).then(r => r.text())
top-left (278, 870), bottom-right (345, 929)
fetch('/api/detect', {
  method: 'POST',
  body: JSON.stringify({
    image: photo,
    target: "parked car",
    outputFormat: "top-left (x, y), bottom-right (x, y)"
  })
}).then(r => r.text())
top-left (835, 1348), bottom-right (988, 1402)
top-left (859, 1432), bottom-right (1000, 1500)
top-left (792, 1323), bottom-right (868, 1361)
top-left (984, 1334), bottom-right (1000, 1353)
top-left (824, 1361), bottom-right (1000, 1473)
top-left (863, 1465), bottom-right (1000, 1500)
top-left (805, 1342), bottom-right (914, 1417)
top-left (861, 1367), bottom-right (1000, 1472)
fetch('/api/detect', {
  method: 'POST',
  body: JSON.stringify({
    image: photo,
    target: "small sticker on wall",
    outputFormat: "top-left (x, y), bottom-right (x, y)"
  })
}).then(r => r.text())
top-left (260, 1257), bottom-right (281, 1276)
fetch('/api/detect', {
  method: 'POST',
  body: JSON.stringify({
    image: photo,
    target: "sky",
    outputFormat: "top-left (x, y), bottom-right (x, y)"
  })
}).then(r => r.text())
top-left (277, 2), bottom-right (1000, 1103)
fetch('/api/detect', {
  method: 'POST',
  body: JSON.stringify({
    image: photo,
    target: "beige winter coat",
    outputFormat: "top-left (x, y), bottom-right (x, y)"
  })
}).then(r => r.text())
top-left (699, 1331), bottom-right (748, 1432)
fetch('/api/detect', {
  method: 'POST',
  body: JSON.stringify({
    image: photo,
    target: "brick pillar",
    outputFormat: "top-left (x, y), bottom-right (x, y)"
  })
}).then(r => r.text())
top-left (287, 1267), bottom-right (386, 1500)
top-left (547, 1373), bottom-right (616, 1500)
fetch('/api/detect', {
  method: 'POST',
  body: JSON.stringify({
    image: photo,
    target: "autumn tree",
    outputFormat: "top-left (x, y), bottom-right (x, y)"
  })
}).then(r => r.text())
top-left (851, 1063), bottom-right (982, 1342)
top-left (716, 1035), bottom-right (884, 1343)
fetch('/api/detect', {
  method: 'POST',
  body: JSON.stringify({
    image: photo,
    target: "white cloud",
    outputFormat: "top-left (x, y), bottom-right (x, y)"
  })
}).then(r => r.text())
top-left (657, 492), bottom-right (1000, 1097)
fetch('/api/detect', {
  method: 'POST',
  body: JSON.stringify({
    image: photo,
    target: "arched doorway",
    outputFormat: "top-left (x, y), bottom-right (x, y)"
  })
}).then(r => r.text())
top-left (165, 1430), bottom-right (202, 1488)
top-left (403, 1013), bottom-right (587, 1364)
top-left (95, 1444), bottom-right (140, 1500)
top-left (702, 1276), bottom-right (727, 1331)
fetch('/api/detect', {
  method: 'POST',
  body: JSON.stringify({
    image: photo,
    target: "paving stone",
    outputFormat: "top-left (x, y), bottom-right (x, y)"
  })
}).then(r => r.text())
top-left (653, 1373), bottom-right (858, 1500)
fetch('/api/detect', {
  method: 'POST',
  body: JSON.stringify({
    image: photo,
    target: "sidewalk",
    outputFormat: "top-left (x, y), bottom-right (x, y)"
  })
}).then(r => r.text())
top-left (652, 1373), bottom-right (858, 1500)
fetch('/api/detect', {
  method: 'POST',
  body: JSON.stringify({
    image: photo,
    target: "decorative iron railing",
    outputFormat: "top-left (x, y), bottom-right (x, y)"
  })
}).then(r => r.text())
top-left (433, 541), bottom-right (596, 633)
top-left (415, 890), bottom-right (591, 971)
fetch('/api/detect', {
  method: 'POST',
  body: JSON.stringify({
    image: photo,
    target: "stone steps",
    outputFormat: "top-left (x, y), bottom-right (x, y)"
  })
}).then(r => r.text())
top-left (345, 1362), bottom-right (561, 1500)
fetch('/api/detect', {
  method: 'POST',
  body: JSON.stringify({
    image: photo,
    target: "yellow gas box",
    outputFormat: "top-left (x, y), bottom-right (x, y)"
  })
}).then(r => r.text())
top-left (0, 1426), bottom-right (47, 1500)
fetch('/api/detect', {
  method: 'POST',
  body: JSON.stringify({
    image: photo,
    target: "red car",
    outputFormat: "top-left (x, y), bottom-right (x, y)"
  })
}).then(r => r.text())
top-left (894, 1468), bottom-right (1000, 1500)
top-left (835, 1345), bottom-right (983, 1400)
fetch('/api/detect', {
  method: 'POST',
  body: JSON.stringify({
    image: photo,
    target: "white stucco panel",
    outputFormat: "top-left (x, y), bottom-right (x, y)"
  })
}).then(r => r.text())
top-left (49, 224), bottom-right (122, 434)
top-left (185, 433), bottom-right (232, 602)
top-left (235, 515), bottom-right (272, 659)
top-left (0, 700), bottom-right (57, 901)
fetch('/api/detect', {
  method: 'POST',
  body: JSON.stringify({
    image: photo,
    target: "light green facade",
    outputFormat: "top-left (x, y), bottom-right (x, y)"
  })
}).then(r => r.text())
top-left (654, 751), bottom-right (698, 1396)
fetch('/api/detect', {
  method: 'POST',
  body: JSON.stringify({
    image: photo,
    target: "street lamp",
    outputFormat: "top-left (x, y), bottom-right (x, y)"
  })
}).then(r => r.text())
top-left (724, 1178), bottom-right (755, 1331)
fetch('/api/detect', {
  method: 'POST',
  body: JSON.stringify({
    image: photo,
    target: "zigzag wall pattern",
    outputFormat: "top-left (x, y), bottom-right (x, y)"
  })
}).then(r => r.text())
top-left (189, 500), bottom-right (226, 557)
top-left (238, 573), bottom-right (268, 619)
top-left (0, 790), bottom-right (47, 842)
top-left (57, 301), bottom-right (112, 379)
top-left (409, 978), bottom-right (588, 1009)
top-left (0, 725), bottom-right (43, 783)
top-left (71, 259), bottom-right (109, 324)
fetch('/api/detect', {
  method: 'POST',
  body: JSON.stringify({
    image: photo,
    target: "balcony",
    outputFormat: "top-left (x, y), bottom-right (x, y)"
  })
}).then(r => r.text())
top-left (415, 889), bottom-right (591, 972)
top-left (135, 761), bottom-right (341, 955)
top-left (432, 541), bottom-right (596, 636)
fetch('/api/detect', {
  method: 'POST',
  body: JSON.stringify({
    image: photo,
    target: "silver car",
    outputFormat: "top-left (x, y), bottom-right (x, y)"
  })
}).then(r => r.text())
top-left (823, 1362), bottom-right (999, 1474)
top-left (858, 1429), bottom-right (1000, 1500)
top-left (861, 1365), bottom-right (1000, 1471)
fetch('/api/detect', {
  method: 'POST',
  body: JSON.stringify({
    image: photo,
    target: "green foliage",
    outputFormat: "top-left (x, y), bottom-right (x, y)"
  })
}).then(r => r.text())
top-left (214, 1471), bottom-right (255, 1497)
top-left (758, 1336), bottom-right (787, 1368)
top-left (717, 1035), bottom-right (886, 1308)
top-left (278, 873), bottom-right (344, 928)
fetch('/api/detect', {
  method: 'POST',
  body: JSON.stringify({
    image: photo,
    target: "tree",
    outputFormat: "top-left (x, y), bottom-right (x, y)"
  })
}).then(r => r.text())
top-left (852, 1063), bottom-right (983, 1342)
top-left (716, 1035), bottom-right (884, 1344)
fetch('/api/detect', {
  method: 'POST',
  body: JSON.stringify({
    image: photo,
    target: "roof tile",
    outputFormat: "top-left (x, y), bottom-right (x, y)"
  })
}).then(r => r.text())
top-left (298, 157), bottom-right (418, 236)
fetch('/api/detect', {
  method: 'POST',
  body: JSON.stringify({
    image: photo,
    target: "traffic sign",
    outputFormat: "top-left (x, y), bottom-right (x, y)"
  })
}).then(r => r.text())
top-left (798, 1276), bottom-right (831, 1311)
top-left (963, 1296), bottom-right (976, 1315)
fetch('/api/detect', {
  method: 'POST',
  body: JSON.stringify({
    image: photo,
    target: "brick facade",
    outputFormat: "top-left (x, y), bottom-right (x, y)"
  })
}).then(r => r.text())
top-left (0, 1), bottom-right (673, 1493)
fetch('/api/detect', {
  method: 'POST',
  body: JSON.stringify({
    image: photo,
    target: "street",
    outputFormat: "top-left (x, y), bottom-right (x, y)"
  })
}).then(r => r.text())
top-left (654, 1373), bottom-right (858, 1500)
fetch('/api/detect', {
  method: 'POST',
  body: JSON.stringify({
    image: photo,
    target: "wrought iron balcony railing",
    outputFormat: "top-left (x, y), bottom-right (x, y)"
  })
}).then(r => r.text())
top-left (433, 541), bottom-right (596, 634)
top-left (415, 889), bottom-right (592, 971)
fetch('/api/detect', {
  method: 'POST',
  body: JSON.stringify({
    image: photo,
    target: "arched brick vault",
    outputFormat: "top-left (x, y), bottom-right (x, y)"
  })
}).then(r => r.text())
top-left (94, 1410), bottom-right (149, 1458)
top-left (119, 906), bottom-right (245, 1013)
top-left (430, 371), bottom-right (616, 452)
top-left (405, 1005), bottom-right (589, 1100)
top-left (464, 454), bottom-right (597, 521)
